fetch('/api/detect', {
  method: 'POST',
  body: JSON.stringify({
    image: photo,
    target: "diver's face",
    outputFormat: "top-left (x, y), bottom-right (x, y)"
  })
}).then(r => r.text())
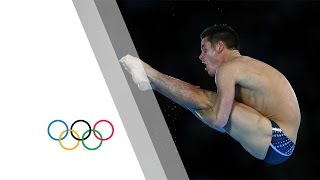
top-left (199, 38), bottom-right (220, 77)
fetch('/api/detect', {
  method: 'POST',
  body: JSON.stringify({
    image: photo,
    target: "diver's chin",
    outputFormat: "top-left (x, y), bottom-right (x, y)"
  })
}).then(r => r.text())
top-left (206, 71), bottom-right (214, 77)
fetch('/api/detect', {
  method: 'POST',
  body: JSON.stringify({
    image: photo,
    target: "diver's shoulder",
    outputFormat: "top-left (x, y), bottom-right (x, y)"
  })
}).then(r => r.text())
top-left (234, 56), bottom-right (273, 68)
top-left (236, 55), bottom-right (258, 62)
top-left (228, 55), bottom-right (254, 63)
top-left (225, 55), bottom-right (253, 68)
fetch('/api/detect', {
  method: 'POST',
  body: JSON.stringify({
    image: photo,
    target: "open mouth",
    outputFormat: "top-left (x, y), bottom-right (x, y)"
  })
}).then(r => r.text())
top-left (202, 62), bottom-right (207, 71)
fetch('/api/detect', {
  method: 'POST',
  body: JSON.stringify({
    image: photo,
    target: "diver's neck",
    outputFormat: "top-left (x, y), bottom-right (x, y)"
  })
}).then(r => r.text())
top-left (225, 49), bottom-right (241, 62)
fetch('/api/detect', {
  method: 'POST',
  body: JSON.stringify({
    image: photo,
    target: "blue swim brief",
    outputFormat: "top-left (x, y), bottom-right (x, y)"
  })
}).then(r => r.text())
top-left (264, 121), bottom-right (295, 165)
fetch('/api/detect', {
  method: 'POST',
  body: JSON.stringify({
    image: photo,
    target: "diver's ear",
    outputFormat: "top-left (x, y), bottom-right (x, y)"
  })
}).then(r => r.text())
top-left (215, 41), bottom-right (225, 53)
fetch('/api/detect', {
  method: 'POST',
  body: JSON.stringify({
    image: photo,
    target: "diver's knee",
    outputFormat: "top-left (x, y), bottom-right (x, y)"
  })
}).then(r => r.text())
top-left (211, 118), bottom-right (228, 130)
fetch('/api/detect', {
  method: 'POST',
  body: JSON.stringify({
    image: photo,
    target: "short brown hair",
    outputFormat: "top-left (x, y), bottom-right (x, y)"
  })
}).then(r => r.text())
top-left (200, 24), bottom-right (240, 50)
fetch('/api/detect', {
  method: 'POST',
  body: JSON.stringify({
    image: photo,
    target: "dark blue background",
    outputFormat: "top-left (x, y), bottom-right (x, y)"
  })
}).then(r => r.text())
top-left (116, 0), bottom-right (320, 179)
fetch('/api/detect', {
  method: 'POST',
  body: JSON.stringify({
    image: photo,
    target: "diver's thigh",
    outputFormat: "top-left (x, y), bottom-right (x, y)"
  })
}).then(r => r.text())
top-left (224, 102), bottom-right (272, 160)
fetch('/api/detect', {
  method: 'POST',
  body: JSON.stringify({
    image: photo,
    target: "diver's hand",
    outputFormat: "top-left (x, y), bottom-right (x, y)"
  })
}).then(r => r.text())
top-left (119, 54), bottom-right (152, 91)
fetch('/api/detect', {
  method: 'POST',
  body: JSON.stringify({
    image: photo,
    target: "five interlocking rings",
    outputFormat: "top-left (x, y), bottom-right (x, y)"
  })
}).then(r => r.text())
top-left (47, 119), bottom-right (114, 150)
